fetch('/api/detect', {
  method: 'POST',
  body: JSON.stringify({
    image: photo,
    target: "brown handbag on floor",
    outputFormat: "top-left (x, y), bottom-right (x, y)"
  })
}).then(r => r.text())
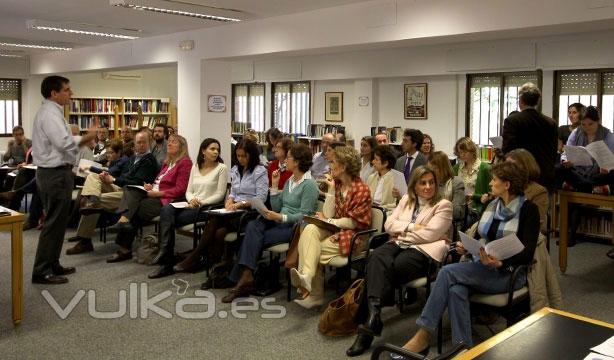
top-left (284, 222), bottom-right (303, 269)
top-left (318, 278), bottom-right (365, 337)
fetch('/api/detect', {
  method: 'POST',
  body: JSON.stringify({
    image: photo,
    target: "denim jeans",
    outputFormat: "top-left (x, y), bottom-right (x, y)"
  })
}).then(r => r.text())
top-left (416, 261), bottom-right (526, 347)
top-left (229, 217), bottom-right (294, 282)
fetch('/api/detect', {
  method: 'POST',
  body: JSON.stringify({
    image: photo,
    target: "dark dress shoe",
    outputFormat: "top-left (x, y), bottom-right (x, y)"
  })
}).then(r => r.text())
top-left (32, 274), bottom-right (68, 285)
top-left (22, 222), bottom-right (37, 231)
top-left (200, 277), bottom-right (235, 290)
top-left (107, 222), bottom-right (133, 234)
top-left (52, 265), bottom-right (76, 276)
top-left (66, 240), bottom-right (94, 255)
top-left (173, 262), bottom-right (199, 274)
top-left (148, 266), bottom-right (175, 279)
top-left (346, 333), bottom-right (374, 357)
top-left (67, 236), bottom-right (82, 243)
top-left (106, 251), bottom-right (133, 263)
top-left (221, 281), bottom-right (254, 303)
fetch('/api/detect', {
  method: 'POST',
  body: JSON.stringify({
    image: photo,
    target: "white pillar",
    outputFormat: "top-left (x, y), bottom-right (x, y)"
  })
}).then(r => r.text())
top-left (352, 79), bottom-right (377, 150)
top-left (177, 56), bottom-right (202, 159)
top-left (201, 60), bottom-right (232, 165)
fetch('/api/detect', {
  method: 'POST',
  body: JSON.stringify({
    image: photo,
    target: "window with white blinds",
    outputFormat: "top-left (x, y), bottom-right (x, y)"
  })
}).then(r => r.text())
top-left (272, 82), bottom-right (310, 134)
top-left (467, 72), bottom-right (541, 146)
top-left (555, 70), bottom-right (614, 132)
top-left (232, 83), bottom-right (265, 133)
top-left (0, 79), bottom-right (21, 136)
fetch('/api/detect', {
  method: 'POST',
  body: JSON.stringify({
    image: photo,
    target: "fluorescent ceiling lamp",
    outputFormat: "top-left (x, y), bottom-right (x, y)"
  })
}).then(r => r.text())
top-left (110, 0), bottom-right (242, 22)
top-left (0, 41), bottom-right (71, 51)
top-left (27, 20), bottom-right (140, 40)
top-left (0, 53), bottom-right (24, 58)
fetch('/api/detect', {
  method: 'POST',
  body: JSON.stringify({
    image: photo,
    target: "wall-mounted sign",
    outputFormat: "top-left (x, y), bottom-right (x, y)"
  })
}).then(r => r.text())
top-left (207, 95), bottom-right (227, 112)
top-left (358, 96), bottom-right (370, 106)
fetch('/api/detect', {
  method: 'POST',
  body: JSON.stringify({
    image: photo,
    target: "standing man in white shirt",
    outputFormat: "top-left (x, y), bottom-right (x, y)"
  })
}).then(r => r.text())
top-left (31, 75), bottom-right (79, 285)
top-left (310, 133), bottom-right (334, 180)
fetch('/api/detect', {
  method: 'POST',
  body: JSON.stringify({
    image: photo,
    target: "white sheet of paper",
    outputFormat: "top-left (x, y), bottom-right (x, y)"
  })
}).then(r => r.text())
top-left (484, 233), bottom-right (525, 260)
top-left (170, 202), bottom-right (189, 209)
top-left (564, 145), bottom-right (594, 167)
top-left (586, 140), bottom-right (614, 171)
top-left (22, 164), bottom-right (37, 170)
top-left (592, 335), bottom-right (614, 358)
top-left (584, 352), bottom-right (614, 360)
top-left (489, 136), bottom-right (503, 149)
top-left (76, 159), bottom-right (102, 177)
top-left (391, 169), bottom-right (408, 197)
top-left (458, 231), bottom-right (484, 257)
top-left (250, 197), bottom-right (269, 215)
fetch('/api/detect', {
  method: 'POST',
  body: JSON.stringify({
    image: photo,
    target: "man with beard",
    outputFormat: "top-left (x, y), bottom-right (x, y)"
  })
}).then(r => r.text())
top-left (151, 123), bottom-right (168, 166)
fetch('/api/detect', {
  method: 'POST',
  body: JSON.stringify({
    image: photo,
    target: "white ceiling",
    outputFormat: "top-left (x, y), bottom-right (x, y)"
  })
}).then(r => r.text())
top-left (0, 0), bottom-right (372, 54)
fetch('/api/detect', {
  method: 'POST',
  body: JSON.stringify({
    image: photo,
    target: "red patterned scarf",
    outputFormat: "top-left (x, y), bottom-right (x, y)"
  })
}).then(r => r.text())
top-left (334, 178), bottom-right (372, 256)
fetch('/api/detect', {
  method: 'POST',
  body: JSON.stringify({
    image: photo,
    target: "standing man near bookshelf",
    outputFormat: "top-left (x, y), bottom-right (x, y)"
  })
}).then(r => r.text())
top-left (31, 75), bottom-right (78, 285)
top-left (310, 132), bottom-right (334, 180)
top-left (375, 132), bottom-right (402, 158)
top-left (151, 123), bottom-right (168, 166)
top-left (395, 129), bottom-right (427, 183)
top-left (502, 82), bottom-right (557, 193)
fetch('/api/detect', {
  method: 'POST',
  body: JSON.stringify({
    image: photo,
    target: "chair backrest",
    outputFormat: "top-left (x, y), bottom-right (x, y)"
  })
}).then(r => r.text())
top-left (371, 205), bottom-right (386, 233)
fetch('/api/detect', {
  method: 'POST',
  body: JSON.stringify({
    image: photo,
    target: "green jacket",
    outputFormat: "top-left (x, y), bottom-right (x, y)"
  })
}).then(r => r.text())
top-left (453, 160), bottom-right (491, 214)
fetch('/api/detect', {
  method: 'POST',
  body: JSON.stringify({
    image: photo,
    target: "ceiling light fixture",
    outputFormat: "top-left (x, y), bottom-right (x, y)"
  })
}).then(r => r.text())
top-left (110, 0), bottom-right (241, 22)
top-left (0, 41), bottom-right (72, 51)
top-left (0, 53), bottom-right (24, 58)
top-left (27, 20), bottom-right (140, 40)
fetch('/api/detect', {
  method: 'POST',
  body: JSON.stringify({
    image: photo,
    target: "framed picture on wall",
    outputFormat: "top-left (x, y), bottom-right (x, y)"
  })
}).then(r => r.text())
top-left (325, 92), bottom-right (343, 122)
top-left (404, 83), bottom-right (427, 119)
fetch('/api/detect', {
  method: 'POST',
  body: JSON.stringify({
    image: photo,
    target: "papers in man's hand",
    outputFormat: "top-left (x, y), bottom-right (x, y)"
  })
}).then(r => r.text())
top-left (126, 185), bottom-right (148, 193)
top-left (489, 136), bottom-right (503, 149)
top-left (391, 169), bottom-right (408, 197)
top-left (170, 202), bottom-right (189, 209)
top-left (565, 141), bottom-right (614, 170)
top-left (591, 335), bottom-right (614, 358)
top-left (458, 231), bottom-right (525, 260)
top-left (76, 159), bottom-right (102, 177)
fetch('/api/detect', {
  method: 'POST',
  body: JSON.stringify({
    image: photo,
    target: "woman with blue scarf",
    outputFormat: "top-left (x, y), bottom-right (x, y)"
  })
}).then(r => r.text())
top-left (396, 161), bottom-right (540, 354)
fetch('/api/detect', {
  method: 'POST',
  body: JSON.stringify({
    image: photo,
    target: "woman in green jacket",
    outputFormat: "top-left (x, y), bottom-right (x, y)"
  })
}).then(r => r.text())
top-left (453, 137), bottom-right (492, 219)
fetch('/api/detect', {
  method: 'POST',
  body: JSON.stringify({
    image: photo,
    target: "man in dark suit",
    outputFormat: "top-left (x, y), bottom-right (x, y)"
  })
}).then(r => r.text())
top-left (394, 129), bottom-right (427, 184)
top-left (502, 82), bottom-right (558, 193)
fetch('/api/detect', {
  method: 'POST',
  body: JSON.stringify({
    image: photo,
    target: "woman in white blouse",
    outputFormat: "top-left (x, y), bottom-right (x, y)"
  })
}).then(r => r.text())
top-left (360, 136), bottom-right (377, 182)
top-left (366, 145), bottom-right (401, 213)
top-left (148, 138), bottom-right (228, 279)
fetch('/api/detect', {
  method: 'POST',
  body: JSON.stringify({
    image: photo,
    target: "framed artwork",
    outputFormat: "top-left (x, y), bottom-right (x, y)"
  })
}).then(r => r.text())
top-left (404, 83), bottom-right (427, 119)
top-left (325, 92), bottom-right (343, 122)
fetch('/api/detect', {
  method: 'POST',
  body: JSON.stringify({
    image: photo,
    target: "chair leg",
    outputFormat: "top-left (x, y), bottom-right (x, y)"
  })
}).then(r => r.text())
top-left (286, 268), bottom-right (292, 302)
top-left (398, 286), bottom-right (405, 313)
top-left (437, 318), bottom-right (443, 354)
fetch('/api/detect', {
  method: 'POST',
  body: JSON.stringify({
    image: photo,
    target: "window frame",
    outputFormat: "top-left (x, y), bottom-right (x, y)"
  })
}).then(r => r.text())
top-left (231, 82), bottom-right (266, 133)
top-left (465, 70), bottom-right (543, 140)
top-left (553, 68), bottom-right (614, 123)
top-left (0, 78), bottom-right (22, 138)
top-left (271, 81), bottom-right (311, 134)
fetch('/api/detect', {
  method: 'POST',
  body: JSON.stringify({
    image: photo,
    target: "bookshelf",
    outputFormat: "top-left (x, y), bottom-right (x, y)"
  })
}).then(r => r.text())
top-left (66, 97), bottom-right (173, 134)
top-left (298, 124), bottom-right (354, 153)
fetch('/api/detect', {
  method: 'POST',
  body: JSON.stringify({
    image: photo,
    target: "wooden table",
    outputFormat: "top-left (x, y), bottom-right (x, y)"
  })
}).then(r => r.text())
top-left (0, 209), bottom-right (25, 326)
top-left (454, 307), bottom-right (614, 359)
top-left (558, 190), bottom-right (614, 273)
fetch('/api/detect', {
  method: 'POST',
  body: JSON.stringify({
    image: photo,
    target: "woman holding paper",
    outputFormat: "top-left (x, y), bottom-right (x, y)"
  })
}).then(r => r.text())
top-left (173, 139), bottom-right (268, 277)
top-left (347, 166), bottom-right (452, 357)
top-left (291, 146), bottom-right (372, 309)
top-left (366, 145), bottom-right (403, 213)
top-left (398, 161), bottom-right (539, 352)
top-left (558, 106), bottom-right (614, 193)
top-left (148, 138), bottom-right (228, 278)
top-left (106, 134), bottom-right (193, 263)
top-left (267, 137), bottom-right (293, 190)
top-left (221, 143), bottom-right (319, 302)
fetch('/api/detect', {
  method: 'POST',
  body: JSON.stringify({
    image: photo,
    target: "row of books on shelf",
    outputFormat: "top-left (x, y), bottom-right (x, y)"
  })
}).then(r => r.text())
top-left (577, 214), bottom-right (612, 237)
top-left (70, 99), bottom-right (169, 114)
top-left (68, 115), bottom-right (167, 130)
top-left (370, 127), bottom-right (403, 143)
top-left (308, 124), bottom-right (346, 138)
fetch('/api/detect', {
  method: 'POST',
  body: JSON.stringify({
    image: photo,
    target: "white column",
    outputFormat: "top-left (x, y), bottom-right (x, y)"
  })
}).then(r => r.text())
top-left (201, 60), bottom-right (232, 165)
top-left (177, 56), bottom-right (203, 159)
top-left (352, 79), bottom-right (377, 150)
